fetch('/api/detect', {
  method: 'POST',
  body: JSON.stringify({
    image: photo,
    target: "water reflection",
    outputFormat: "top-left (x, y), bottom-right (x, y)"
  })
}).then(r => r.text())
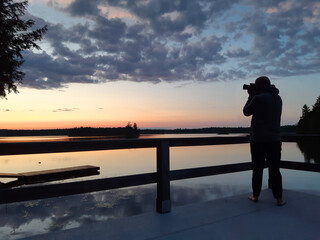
top-left (297, 139), bottom-right (320, 163)
top-left (0, 180), bottom-right (251, 239)
top-left (0, 134), bottom-right (245, 143)
top-left (0, 136), bottom-right (125, 143)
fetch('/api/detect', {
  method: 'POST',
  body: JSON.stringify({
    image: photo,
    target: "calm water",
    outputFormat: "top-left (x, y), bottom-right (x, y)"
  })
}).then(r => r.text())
top-left (0, 134), bottom-right (309, 182)
top-left (0, 134), bottom-right (319, 239)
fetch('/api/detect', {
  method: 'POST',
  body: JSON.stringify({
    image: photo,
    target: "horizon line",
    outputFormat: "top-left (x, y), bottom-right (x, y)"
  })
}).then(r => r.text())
top-left (0, 125), bottom-right (297, 131)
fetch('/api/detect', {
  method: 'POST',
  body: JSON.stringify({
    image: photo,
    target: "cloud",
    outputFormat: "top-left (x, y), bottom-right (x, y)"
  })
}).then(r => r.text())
top-left (226, 48), bottom-right (250, 58)
top-left (21, 0), bottom-right (320, 89)
top-left (22, 50), bottom-right (97, 89)
top-left (227, 0), bottom-right (320, 77)
top-left (66, 0), bottom-right (101, 16)
top-left (52, 108), bottom-right (79, 112)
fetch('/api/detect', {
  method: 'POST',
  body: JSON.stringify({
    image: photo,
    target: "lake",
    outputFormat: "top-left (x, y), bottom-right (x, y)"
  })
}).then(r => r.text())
top-left (0, 134), bottom-right (319, 239)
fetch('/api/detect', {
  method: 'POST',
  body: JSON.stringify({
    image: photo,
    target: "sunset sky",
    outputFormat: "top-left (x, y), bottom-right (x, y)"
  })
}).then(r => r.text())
top-left (1, 0), bottom-right (320, 129)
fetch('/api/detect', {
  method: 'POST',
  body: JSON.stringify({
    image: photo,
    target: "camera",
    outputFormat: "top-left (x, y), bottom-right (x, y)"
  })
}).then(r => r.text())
top-left (243, 83), bottom-right (257, 95)
top-left (243, 83), bottom-right (255, 91)
top-left (243, 83), bottom-right (276, 95)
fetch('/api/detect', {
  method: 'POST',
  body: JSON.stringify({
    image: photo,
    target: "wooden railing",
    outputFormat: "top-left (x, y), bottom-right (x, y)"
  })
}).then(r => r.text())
top-left (0, 135), bottom-right (319, 213)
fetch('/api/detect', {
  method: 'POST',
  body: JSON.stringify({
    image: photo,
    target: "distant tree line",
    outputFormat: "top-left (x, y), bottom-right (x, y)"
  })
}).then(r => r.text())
top-left (0, 123), bottom-right (140, 138)
top-left (140, 126), bottom-right (296, 135)
top-left (68, 123), bottom-right (139, 138)
top-left (0, 125), bottom-right (297, 137)
top-left (297, 96), bottom-right (320, 134)
top-left (140, 127), bottom-right (250, 135)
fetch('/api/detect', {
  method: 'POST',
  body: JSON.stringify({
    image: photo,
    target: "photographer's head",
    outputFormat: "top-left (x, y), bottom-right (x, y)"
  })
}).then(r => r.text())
top-left (255, 76), bottom-right (270, 91)
top-left (243, 76), bottom-right (278, 96)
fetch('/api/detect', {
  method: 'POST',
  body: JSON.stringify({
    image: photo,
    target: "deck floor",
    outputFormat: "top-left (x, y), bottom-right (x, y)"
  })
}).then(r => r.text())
top-left (20, 189), bottom-right (320, 240)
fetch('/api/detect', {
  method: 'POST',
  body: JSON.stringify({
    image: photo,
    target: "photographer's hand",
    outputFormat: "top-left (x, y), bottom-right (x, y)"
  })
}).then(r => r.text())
top-left (247, 89), bottom-right (254, 102)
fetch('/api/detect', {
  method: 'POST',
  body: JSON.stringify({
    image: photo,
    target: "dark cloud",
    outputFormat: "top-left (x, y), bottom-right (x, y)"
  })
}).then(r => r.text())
top-left (103, 0), bottom-right (226, 36)
top-left (22, 51), bottom-right (97, 89)
top-left (88, 16), bottom-right (127, 45)
top-left (226, 48), bottom-right (250, 58)
top-left (229, 0), bottom-right (320, 77)
top-left (245, 0), bottom-right (283, 8)
top-left (20, 0), bottom-right (320, 89)
top-left (66, 0), bottom-right (101, 16)
top-left (52, 108), bottom-right (79, 112)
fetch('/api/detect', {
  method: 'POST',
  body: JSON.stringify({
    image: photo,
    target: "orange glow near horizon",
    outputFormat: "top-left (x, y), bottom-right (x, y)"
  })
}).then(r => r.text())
top-left (0, 78), bottom-right (252, 130)
top-left (0, 121), bottom-right (129, 130)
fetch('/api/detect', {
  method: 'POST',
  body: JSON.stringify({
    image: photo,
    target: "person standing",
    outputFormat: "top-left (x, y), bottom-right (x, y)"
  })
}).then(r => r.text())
top-left (243, 76), bottom-right (286, 206)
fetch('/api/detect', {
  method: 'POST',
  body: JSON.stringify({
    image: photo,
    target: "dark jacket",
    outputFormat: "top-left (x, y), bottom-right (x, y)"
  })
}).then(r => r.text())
top-left (243, 87), bottom-right (282, 142)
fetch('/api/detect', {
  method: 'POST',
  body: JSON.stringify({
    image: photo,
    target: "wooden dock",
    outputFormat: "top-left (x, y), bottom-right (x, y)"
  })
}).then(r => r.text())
top-left (0, 165), bottom-right (100, 188)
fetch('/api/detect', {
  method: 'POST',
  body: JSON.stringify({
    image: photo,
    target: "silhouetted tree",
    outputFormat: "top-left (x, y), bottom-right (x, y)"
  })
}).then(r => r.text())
top-left (124, 122), bottom-right (140, 138)
top-left (66, 124), bottom-right (140, 138)
top-left (297, 104), bottom-right (311, 133)
top-left (0, 0), bottom-right (47, 98)
top-left (296, 96), bottom-right (320, 162)
top-left (311, 96), bottom-right (320, 133)
top-left (297, 96), bottom-right (320, 134)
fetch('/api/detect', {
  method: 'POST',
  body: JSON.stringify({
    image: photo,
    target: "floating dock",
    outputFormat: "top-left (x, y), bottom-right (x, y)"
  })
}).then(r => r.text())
top-left (0, 165), bottom-right (100, 188)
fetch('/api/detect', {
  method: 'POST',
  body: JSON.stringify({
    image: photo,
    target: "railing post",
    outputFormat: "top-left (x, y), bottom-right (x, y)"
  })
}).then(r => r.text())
top-left (156, 140), bottom-right (171, 213)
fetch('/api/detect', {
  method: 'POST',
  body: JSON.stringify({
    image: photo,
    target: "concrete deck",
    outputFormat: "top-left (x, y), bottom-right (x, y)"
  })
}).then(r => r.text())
top-left (20, 189), bottom-right (320, 240)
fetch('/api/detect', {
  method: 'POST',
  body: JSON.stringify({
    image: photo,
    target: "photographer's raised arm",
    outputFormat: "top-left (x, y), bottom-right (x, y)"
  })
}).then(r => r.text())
top-left (243, 95), bottom-right (257, 116)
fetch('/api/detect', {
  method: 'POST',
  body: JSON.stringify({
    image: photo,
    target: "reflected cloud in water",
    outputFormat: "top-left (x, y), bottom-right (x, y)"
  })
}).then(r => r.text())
top-left (0, 177), bottom-right (250, 239)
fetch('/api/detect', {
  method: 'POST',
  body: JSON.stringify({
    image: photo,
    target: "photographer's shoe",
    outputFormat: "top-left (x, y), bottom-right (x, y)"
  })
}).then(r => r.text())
top-left (276, 198), bottom-right (286, 206)
top-left (248, 195), bottom-right (259, 202)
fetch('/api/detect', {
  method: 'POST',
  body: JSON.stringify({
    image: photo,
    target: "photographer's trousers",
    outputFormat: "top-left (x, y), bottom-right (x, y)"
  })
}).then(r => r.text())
top-left (250, 141), bottom-right (283, 199)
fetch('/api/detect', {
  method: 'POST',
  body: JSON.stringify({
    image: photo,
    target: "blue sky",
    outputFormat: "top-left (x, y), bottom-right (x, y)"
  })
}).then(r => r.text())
top-left (1, 0), bottom-right (320, 129)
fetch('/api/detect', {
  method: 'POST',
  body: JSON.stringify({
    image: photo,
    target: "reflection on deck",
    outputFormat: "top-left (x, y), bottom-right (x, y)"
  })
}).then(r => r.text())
top-left (17, 189), bottom-right (320, 240)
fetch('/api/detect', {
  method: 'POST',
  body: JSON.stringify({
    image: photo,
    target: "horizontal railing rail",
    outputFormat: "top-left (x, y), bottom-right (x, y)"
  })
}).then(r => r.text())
top-left (0, 136), bottom-right (250, 155)
top-left (0, 135), bottom-right (319, 213)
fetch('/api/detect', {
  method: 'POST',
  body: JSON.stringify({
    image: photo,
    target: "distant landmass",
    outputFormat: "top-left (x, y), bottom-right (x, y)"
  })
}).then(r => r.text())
top-left (0, 123), bottom-right (140, 138)
top-left (0, 125), bottom-right (297, 137)
top-left (140, 125), bottom-right (296, 134)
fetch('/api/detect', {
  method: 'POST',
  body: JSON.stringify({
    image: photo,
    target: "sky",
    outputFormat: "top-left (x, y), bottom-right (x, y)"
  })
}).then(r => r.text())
top-left (1, 0), bottom-right (320, 129)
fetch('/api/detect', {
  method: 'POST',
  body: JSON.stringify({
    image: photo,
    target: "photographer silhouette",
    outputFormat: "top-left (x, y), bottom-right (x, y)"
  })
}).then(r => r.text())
top-left (243, 76), bottom-right (286, 206)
